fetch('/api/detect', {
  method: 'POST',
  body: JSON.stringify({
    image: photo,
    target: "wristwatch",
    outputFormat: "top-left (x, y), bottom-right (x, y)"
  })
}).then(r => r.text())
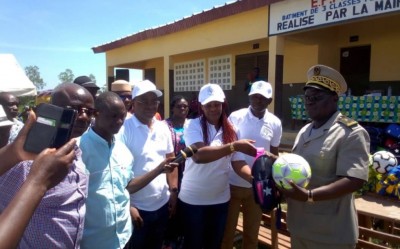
top-left (307, 189), bottom-right (314, 203)
top-left (170, 187), bottom-right (179, 194)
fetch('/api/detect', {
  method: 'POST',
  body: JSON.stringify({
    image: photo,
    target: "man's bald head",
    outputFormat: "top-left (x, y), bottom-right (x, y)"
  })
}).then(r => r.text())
top-left (51, 83), bottom-right (95, 138)
top-left (51, 83), bottom-right (93, 107)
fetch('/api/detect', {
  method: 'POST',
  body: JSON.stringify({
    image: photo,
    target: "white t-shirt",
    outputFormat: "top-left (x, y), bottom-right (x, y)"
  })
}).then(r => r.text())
top-left (228, 107), bottom-right (282, 188)
top-left (117, 115), bottom-right (174, 211)
top-left (178, 117), bottom-right (243, 205)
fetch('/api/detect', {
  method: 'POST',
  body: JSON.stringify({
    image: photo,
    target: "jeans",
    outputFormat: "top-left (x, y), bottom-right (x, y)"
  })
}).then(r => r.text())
top-left (180, 200), bottom-right (229, 249)
top-left (126, 202), bottom-right (169, 249)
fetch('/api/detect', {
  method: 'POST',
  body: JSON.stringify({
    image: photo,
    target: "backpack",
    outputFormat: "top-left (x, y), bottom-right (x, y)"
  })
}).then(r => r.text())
top-left (385, 123), bottom-right (400, 140)
top-left (251, 153), bottom-right (281, 213)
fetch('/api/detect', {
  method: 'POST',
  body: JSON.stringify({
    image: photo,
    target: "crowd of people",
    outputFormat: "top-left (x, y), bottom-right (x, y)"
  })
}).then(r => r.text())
top-left (0, 64), bottom-right (370, 249)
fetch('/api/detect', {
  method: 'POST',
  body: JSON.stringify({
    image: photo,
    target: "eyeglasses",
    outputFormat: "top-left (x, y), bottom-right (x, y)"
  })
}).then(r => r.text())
top-left (175, 104), bottom-right (189, 109)
top-left (303, 94), bottom-right (332, 103)
top-left (135, 100), bottom-right (160, 106)
top-left (65, 106), bottom-right (96, 117)
top-left (118, 94), bottom-right (132, 100)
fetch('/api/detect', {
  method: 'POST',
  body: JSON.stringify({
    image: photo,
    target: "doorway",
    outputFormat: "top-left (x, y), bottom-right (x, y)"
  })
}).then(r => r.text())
top-left (340, 45), bottom-right (371, 96)
top-left (228, 52), bottom-right (268, 112)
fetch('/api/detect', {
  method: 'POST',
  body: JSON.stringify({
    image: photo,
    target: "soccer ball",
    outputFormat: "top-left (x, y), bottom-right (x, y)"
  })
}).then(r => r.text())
top-left (272, 153), bottom-right (312, 189)
top-left (372, 151), bottom-right (398, 174)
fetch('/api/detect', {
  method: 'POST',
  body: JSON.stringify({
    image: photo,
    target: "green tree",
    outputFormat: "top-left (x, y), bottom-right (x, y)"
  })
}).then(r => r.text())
top-left (25, 65), bottom-right (46, 90)
top-left (58, 69), bottom-right (74, 83)
top-left (88, 73), bottom-right (96, 83)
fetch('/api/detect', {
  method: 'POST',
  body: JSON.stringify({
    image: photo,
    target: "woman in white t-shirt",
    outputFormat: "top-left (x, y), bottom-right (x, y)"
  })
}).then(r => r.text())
top-left (178, 83), bottom-right (256, 249)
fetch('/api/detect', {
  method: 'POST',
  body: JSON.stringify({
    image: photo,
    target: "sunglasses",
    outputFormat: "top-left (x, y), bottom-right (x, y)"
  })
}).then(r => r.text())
top-left (118, 94), bottom-right (132, 100)
top-left (65, 106), bottom-right (96, 117)
top-left (303, 94), bottom-right (332, 103)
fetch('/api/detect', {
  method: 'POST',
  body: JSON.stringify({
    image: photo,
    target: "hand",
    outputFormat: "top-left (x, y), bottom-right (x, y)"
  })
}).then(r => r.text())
top-left (233, 139), bottom-right (257, 156)
top-left (264, 150), bottom-right (279, 161)
top-left (130, 206), bottom-right (144, 230)
top-left (276, 181), bottom-right (308, 202)
top-left (27, 138), bottom-right (77, 190)
top-left (159, 157), bottom-right (179, 174)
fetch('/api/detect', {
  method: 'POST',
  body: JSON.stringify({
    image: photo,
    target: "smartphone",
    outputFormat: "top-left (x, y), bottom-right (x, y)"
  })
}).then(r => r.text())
top-left (23, 103), bottom-right (77, 154)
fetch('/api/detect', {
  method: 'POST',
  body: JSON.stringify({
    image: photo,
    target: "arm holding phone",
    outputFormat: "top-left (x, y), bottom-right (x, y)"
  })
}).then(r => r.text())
top-left (0, 112), bottom-right (37, 176)
top-left (0, 111), bottom-right (77, 249)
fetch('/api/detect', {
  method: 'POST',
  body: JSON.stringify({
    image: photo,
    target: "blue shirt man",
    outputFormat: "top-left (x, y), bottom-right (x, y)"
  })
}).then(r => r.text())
top-left (79, 91), bottom-right (176, 249)
top-left (79, 128), bottom-right (134, 249)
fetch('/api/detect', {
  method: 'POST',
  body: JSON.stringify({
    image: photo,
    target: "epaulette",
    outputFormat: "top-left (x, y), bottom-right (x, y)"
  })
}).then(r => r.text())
top-left (337, 115), bottom-right (358, 129)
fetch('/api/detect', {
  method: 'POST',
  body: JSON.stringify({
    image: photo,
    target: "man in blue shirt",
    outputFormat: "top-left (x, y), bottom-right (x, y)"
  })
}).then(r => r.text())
top-left (79, 91), bottom-right (176, 249)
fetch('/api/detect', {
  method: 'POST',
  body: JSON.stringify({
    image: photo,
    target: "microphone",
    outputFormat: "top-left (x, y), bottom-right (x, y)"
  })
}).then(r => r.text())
top-left (172, 145), bottom-right (198, 164)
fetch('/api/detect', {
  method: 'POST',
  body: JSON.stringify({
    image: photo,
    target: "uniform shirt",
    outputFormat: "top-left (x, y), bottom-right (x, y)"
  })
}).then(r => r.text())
top-left (0, 147), bottom-right (88, 249)
top-left (118, 115), bottom-right (173, 211)
top-left (288, 111), bottom-right (370, 244)
top-left (78, 128), bottom-right (134, 249)
top-left (179, 117), bottom-right (244, 205)
top-left (8, 118), bottom-right (23, 144)
top-left (228, 107), bottom-right (282, 188)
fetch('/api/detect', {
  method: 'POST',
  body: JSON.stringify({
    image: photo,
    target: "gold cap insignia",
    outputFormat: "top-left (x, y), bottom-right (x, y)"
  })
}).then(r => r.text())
top-left (313, 66), bottom-right (321, 76)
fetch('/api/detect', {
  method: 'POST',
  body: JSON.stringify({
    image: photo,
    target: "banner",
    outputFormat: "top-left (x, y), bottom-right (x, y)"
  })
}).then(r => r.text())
top-left (269, 0), bottom-right (400, 36)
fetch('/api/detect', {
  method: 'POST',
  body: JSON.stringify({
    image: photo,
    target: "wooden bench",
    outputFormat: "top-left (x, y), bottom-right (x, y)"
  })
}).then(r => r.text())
top-left (236, 205), bottom-right (400, 249)
top-left (357, 225), bottom-right (400, 249)
top-left (236, 208), bottom-right (291, 249)
top-left (355, 193), bottom-right (400, 248)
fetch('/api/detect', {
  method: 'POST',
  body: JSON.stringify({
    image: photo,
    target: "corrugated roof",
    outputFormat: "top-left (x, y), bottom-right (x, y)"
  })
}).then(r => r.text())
top-left (92, 0), bottom-right (282, 53)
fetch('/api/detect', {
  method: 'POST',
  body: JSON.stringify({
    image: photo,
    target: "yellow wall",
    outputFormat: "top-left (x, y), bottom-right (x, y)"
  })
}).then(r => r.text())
top-left (282, 42), bottom-right (318, 84)
top-left (142, 58), bottom-right (164, 88)
top-left (105, 7), bottom-right (269, 67)
top-left (337, 15), bottom-right (400, 81)
top-left (171, 40), bottom-right (269, 87)
top-left (105, 6), bottom-right (400, 87)
top-left (281, 14), bottom-right (400, 84)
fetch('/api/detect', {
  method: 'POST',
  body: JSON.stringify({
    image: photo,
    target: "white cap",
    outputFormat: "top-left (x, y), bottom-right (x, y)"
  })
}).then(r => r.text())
top-left (198, 83), bottom-right (225, 105)
top-left (249, 81), bottom-right (273, 99)
top-left (0, 105), bottom-right (13, 127)
top-left (132, 79), bottom-right (162, 99)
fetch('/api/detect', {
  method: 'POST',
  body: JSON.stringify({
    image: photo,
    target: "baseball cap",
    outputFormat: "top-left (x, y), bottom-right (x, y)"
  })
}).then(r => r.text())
top-left (304, 65), bottom-right (347, 95)
top-left (249, 81), bottom-right (273, 99)
top-left (198, 83), bottom-right (225, 105)
top-left (111, 80), bottom-right (132, 92)
top-left (0, 105), bottom-right (13, 127)
top-left (73, 76), bottom-right (100, 90)
top-left (132, 80), bottom-right (162, 99)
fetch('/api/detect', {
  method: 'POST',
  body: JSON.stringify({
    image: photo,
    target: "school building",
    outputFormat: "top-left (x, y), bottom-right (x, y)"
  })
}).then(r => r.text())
top-left (92, 0), bottom-right (400, 128)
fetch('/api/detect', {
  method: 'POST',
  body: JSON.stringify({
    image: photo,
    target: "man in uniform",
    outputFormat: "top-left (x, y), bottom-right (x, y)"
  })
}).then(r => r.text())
top-left (280, 65), bottom-right (370, 249)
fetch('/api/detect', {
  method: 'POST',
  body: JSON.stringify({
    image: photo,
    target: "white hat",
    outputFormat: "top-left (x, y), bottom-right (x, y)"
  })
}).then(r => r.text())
top-left (198, 83), bottom-right (225, 105)
top-left (305, 64), bottom-right (347, 95)
top-left (0, 105), bottom-right (13, 127)
top-left (111, 80), bottom-right (132, 92)
top-left (249, 81), bottom-right (273, 99)
top-left (132, 80), bottom-right (162, 99)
